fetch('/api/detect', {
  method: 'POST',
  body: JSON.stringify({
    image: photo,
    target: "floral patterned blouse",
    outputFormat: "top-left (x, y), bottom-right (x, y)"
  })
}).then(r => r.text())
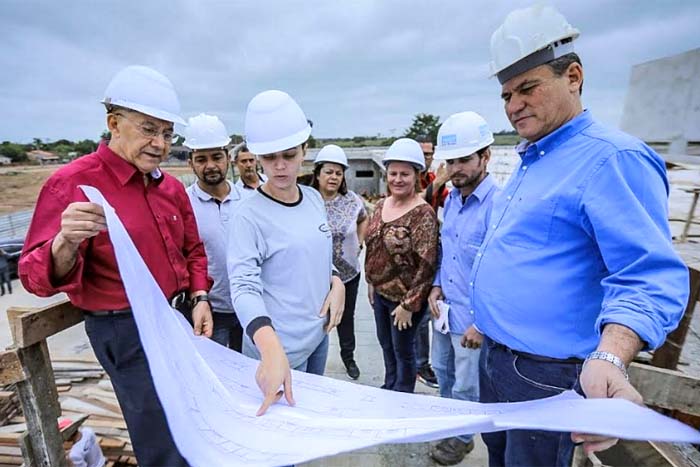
top-left (325, 191), bottom-right (367, 283)
top-left (364, 199), bottom-right (438, 312)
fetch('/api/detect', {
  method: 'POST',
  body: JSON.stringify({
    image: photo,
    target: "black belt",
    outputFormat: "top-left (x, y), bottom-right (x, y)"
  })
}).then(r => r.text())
top-left (87, 291), bottom-right (189, 317)
top-left (490, 339), bottom-right (583, 364)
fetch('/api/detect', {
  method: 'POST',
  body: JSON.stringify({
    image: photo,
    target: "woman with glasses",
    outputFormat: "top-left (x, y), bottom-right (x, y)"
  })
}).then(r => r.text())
top-left (310, 145), bottom-right (368, 380)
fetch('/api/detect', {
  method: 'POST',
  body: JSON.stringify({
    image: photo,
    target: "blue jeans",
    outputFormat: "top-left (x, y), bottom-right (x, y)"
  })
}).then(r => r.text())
top-left (414, 305), bottom-right (431, 370)
top-left (294, 334), bottom-right (329, 375)
top-left (372, 292), bottom-right (425, 393)
top-left (243, 334), bottom-right (329, 376)
top-left (210, 312), bottom-right (243, 352)
top-left (479, 336), bottom-right (583, 467)
top-left (84, 313), bottom-right (188, 467)
top-left (431, 330), bottom-right (480, 443)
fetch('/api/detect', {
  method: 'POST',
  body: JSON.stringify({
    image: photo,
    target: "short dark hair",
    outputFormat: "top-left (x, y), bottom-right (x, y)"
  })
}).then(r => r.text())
top-left (546, 52), bottom-right (583, 95)
top-left (415, 134), bottom-right (432, 144)
top-left (311, 163), bottom-right (348, 196)
top-left (231, 142), bottom-right (250, 160)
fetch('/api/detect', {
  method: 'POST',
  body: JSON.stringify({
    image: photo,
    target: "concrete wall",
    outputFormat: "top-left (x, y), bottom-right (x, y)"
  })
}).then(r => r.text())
top-left (620, 48), bottom-right (700, 153)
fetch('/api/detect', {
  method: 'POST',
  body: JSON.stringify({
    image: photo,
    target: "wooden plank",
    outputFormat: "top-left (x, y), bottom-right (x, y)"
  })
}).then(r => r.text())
top-left (59, 397), bottom-right (121, 419)
top-left (0, 352), bottom-right (25, 386)
top-left (0, 426), bottom-right (25, 435)
top-left (0, 455), bottom-right (22, 465)
top-left (14, 341), bottom-right (67, 467)
top-left (650, 441), bottom-right (700, 467)
top-left (7, 300), bottom-right (83, 349)
top-left (652, 266), bottom-right (700, 369)
top-left (18, 425), bottom-right (34, 467)
top-left (629, 362), bottom-right (700, 417)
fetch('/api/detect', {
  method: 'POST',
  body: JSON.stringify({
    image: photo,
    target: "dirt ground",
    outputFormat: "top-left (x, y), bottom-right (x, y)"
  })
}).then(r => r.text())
top-left (0, 163), bottom-right (193, 214)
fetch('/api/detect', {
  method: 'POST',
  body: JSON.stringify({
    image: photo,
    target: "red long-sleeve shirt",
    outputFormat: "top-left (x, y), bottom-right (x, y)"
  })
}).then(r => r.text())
top-left (19, 143), bottom-right (211, 312)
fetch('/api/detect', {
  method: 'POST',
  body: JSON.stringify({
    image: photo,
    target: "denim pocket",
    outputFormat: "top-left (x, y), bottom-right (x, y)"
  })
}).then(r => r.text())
top-left (511, 355), bottom-right (580, 393)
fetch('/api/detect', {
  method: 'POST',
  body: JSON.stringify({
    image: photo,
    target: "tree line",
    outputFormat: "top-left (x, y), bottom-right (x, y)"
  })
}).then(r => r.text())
top-left (1, 114), bottom-right (518, 163)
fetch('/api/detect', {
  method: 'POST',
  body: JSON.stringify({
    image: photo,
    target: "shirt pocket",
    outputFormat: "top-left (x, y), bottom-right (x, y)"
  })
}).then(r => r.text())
top-left (499, 197), bottom-right (557, 250)
top-left (166, 212), bottom-right (185, 246)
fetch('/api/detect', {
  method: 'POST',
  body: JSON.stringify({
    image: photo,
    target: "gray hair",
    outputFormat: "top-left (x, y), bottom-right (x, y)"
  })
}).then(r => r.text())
top-left (230, 142), bottom-right (250, 161)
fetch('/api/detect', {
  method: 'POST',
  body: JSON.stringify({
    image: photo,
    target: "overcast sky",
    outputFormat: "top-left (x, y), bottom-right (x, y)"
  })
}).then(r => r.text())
top-left (1, 1), bottom-right (698, 143)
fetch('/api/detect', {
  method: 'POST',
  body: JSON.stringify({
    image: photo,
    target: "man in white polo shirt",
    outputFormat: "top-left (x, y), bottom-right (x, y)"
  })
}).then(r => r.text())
top-left (231, 142), bottom-right (267, 196)
top-left (185, 113), bottom-right (245, 350)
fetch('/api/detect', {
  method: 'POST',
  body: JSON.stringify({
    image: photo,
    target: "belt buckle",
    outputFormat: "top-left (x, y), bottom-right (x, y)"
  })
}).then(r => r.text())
top-left (170, 291), bottom-right (186, 309)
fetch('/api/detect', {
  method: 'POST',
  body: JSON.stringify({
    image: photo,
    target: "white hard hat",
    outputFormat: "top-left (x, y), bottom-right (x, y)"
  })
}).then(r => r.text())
top-left (314, 145), bottom-right (348, 168)
top-left (490, 4), bottom-right (580, 84)
top-left (102, 65), bottom-right (186, 125)
top-left (382, 138), bottom-right (426, 171)
top-left (434, 112), bottom-right (494, 160)
top-left (244, 90), bottom-right (311, 155)
top-left (183, 114), bottom-right (231, 150)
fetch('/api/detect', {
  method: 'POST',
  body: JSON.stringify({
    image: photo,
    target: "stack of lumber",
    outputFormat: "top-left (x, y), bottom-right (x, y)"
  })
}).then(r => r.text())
top-left (0, 390), bottom-right (19, 426)
top-left (0, 358), bottom-right (137, 466)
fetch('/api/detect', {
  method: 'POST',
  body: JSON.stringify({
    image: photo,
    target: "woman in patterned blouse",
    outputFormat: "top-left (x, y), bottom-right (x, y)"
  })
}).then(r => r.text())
top-left (364, 138), bottom-right (439, 393)
top-left (311, 145), bottom-right (369, 380)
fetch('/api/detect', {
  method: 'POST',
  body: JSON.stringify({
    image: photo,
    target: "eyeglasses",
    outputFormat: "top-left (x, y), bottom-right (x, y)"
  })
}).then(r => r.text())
top-left (114, 112), bottom-right (175, 142)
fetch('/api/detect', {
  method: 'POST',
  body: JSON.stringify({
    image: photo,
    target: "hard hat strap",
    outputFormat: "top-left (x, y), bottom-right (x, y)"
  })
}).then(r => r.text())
top-left (496, 39), bottom-right (575, 85)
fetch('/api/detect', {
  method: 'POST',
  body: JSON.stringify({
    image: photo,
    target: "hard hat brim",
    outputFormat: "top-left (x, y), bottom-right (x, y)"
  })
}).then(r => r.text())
top-left (102, 98), bottom-right (187, 125)
top-left (315, 160), bottom-right (348, 169)
top-left (247, 125), bottom-right (311, 156)
top-left (382, 159), bottom-right (426, 172)
top-left (434, 137), bottom-right (494, 160)
top-left (184, 138), bottom-right (232, 150)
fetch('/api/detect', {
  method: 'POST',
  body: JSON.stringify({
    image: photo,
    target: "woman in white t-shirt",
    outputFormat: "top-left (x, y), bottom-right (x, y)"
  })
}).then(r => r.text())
top-left (227, 90), bottom-right (345, 416)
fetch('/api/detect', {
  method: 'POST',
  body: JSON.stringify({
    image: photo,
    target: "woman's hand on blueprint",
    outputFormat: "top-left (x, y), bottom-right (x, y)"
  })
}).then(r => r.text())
top-left (254, 326), bottom-right (295, 416)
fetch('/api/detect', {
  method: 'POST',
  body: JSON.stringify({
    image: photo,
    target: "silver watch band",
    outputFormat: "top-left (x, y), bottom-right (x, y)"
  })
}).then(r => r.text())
top-left (584, 351), bottom-right (629, 381)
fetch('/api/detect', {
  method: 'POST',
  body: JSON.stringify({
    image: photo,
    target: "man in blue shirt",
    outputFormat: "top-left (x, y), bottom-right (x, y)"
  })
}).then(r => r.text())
top-left (427, 111), bottom-right (499, 466)
top-left (473, 5), bottom-right (690, 466)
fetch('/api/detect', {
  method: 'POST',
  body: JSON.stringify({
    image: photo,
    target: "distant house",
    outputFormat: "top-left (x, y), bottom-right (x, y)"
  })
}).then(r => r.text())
top-left (26, 149), bottom-right (60, 165)
top-left (0, 155), bottom-right (11, 165)
top-left (304, 147), bottom-right (387, 195)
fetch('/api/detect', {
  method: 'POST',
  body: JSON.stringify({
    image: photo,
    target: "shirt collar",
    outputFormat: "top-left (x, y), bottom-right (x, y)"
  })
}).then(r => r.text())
top-left (516, 109), bottom-right (594, 159)
top-left (241, 173), bottom-right (266, 189)
top-left (192, 180), bottom-right (239, 202)
top-left (449, 173), bottom-right (496, 204)
top-left (97, 142), bottom-right (164, 186)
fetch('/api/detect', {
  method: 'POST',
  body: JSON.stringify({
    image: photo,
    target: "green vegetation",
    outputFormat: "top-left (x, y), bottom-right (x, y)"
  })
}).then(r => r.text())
top-left (404, 113), bottom-right (441, 143)
top-left (0, 138), bottom-right (100, 163)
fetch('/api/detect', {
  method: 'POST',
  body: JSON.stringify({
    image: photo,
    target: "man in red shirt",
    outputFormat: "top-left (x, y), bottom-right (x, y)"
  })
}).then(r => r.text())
top-left (19, 66), bottom-right (212, 467)
top-left (418, 135), bottom-right (450, 212)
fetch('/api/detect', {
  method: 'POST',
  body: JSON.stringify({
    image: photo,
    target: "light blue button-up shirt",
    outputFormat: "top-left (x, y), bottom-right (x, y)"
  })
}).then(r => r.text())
top-left (471, 111), bottom-right (689, 359)
top-left (434, 174), bottom-right (499, 335)
top-left (186, 181), bottom-right (245, 313)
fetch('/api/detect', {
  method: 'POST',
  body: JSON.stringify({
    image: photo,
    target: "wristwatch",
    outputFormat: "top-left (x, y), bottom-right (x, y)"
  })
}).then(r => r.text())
top-left (191, 294), bottom-right (210, 307)
top-left (584, 351), bottom-right (629, 381)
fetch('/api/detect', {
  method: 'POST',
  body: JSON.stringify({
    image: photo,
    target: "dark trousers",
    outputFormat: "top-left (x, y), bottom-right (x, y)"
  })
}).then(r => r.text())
top-left (337, 274), bottom-right (360, 363)
top-left (0, 268), bottom-right (11, 295)
top-left (479, 336), bottom-right (582, 467)
top-left (372, 292), bottom-right (425, 393)
top-left (84, 313), bottom-right (189, 467)
top-left (211, 312), bottom-right (243, 352)
top-left (414, 305), bottom-right (431, 370)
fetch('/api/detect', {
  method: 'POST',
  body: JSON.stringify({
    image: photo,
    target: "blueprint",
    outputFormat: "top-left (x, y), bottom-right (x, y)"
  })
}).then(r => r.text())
top-left (81, 186), bottom-right (700, 467)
